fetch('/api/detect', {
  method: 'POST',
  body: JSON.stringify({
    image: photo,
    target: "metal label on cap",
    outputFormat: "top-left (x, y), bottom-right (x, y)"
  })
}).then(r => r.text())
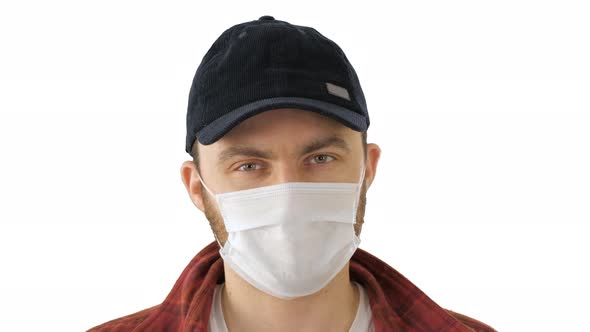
top-left (326, 82), bottom-right (351, 101)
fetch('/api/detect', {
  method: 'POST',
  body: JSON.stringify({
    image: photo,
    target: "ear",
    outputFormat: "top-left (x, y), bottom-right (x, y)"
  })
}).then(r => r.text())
top-left (364, 143), bottom-right (381, 189)
top-left (180, 160), bottom-right (205, 212)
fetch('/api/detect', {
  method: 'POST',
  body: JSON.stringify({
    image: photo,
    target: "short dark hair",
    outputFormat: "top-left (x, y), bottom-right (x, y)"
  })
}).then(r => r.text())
top-left (191, 131), bottom-right (368, 173)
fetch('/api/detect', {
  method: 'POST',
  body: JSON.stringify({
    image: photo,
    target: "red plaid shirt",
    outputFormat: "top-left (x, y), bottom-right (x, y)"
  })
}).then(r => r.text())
top-left (88, 241), bottom-right (496, 332)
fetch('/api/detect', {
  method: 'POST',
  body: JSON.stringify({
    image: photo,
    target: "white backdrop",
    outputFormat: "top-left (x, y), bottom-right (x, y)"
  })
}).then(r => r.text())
top-left (1, 1), bottom-right (589, 331)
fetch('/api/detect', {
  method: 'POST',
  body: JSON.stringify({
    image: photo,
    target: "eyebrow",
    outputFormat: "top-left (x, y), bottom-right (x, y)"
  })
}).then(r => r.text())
top-left (217, 135), bottom-right (351, 166)
top-left (300, 135), bottom-right (351, 155)
top-left (217, 146), bottom-right (275, 166)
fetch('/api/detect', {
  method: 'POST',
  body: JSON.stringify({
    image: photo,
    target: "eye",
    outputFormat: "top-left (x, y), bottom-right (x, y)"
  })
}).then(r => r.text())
top-left (310, 154), bottom-right (335, 164)
top-left (237, 162), bottom-right (262, 172)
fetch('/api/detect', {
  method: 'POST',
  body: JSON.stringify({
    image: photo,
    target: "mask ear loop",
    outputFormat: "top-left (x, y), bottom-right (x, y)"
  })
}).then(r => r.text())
top-left (196, 171), bottom-right (216, 197)
top-left (196, 171), bottom-right (224, 249)
top-left (354, 163), bottom-right (366, 214)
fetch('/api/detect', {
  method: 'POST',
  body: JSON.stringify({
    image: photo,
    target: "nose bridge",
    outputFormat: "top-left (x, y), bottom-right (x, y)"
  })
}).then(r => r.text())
top-left (273, 160), bottom-right (303, 184)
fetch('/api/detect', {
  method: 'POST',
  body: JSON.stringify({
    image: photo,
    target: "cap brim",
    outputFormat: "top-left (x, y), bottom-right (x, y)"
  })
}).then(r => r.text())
top-left (196, 97), bottom-right (368, 145)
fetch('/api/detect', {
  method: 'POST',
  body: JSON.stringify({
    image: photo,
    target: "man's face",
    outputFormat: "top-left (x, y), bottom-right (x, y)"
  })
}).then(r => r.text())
top-left (184, 108), bottom-right (379, 245)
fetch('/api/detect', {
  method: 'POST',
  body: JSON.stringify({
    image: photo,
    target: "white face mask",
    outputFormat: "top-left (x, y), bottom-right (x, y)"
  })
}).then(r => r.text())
top-left (198, 165), bottom-right (366, 300)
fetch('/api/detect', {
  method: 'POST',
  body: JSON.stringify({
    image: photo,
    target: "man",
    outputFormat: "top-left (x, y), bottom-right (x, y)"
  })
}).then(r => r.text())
top-left (88, 15), bottom-right (495, 332)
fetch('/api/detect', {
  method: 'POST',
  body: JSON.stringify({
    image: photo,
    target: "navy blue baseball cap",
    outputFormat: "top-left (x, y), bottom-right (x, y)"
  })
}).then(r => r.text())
top-left (186, 15), bottom-right (370, 155)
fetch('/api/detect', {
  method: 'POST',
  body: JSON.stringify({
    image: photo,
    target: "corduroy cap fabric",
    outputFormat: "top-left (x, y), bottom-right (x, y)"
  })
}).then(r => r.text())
top-left (185, 15), bottom-right (370, 155)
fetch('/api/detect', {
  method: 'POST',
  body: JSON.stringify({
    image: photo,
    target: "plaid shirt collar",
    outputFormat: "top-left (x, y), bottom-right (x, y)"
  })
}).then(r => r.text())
top-left (89, 241), bottom-right (495, 332)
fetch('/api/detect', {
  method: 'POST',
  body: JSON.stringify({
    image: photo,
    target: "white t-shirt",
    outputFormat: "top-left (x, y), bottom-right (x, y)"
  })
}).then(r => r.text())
top-left (208, 281), bottom-right (375, 332)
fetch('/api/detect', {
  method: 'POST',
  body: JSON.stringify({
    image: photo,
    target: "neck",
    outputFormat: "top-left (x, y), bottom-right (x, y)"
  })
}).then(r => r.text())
top-left (221, 262), bottom-right (359, 332)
